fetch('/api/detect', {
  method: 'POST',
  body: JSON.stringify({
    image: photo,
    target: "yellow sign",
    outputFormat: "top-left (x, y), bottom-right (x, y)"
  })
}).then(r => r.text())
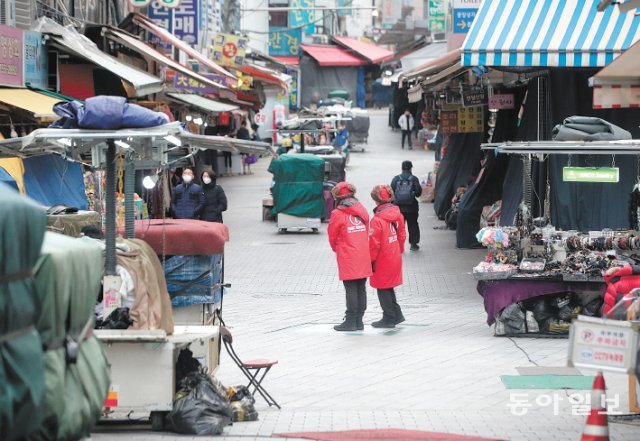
top-left (212, 34), bottom-right (248, 67)
top-left (457, 106), bottom-right (484, 133)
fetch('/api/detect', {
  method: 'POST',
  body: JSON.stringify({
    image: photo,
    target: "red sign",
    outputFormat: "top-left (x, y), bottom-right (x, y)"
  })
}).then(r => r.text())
top-left (489, 93), bottom-right (515, 110)
top-left (254, 112), bottom-right (267, 126)
top-left (0, 25), bottom-right (23, 87)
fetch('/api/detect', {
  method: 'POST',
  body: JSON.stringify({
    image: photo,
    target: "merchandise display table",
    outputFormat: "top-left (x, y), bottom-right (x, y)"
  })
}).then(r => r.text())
top-left (477, 277), bottom-right (605, 325)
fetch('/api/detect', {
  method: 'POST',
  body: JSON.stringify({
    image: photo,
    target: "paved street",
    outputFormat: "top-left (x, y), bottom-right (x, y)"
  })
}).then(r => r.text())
top-left (94, 110), bottom-right (639, 440)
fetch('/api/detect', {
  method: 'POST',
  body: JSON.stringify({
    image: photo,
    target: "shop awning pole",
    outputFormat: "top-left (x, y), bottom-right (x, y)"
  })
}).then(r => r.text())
top-left (125, 156), bottom-right (135, 239)
top-left (105, 140), bottom-right (117, 276)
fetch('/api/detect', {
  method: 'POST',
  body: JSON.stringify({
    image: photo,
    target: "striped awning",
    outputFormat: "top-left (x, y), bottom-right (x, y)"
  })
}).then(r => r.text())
top-left (462, 0), bottom-right (640, 68)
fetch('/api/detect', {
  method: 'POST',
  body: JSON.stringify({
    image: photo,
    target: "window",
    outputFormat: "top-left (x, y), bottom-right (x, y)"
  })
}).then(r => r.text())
top-left (269, 0), bottom-right (288, 27)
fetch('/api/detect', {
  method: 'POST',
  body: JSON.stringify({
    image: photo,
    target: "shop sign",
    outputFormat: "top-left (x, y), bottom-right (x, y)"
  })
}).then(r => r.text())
top-left (173, 0), bottom-right (198, 45)
top-left (441, 110), bottom-right (458, 136)
top-left (158, 0), bottom-right (181, 7)
top-left (286, 66), bottom-right (298, 110)
top-left (568, 317), bottom-right (639, 373)
top-left (254, 112), bottom-right (267, 126)
top-left (148, 2), bottom-right (173, 55)
top-left (453, 0), bottom-right (481, 34)
top-left (0, 25), bottom-right (23, 87)
top-left (269, 27), bottom-right (302, 57)
top-left (129, 0), bottom-right (152, 7)
top-left (173, 72), bottom-right (227, 93)
top-left (428, 0), bottom-right (445, 33)
top-left (212, 33), bottom-right (248, 67)
top-left (382, 0), bottom-right (401, 25)
top-left (489, 93), bottom-right (515, 110)
top-left (337, 0), bottom-right (350, 17)
top-left (563, 167), bottom-right (620, 183)
top-left (291, 0), bottom-right (315, 34)
top-left (462, 89), bottom-right (487, 107)
top-left (458, 106), bottom-right (484, 133)
top-left (24, 31), bottom-right (48, 89)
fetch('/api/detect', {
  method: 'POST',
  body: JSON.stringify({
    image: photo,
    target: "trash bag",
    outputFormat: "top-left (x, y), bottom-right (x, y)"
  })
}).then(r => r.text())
top-left (175, 348), bottom-right (201, 390)
top-left (168, 370), bottom-right (233, 435)
top-left (96, 307), bottom-right (133, 330)
top-left (582, 297), bottom-right (604, 317)
top-left (228, 386), bottom-right (258, 422)
top-left (555, 295), bottom-right (574, 322)
top-left (532, 297), bottom-right (557, 331)
top-left (499, 303), bottom-right (526, 335)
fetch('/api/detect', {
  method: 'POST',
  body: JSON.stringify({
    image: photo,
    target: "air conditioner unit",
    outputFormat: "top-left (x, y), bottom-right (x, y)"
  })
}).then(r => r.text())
top-left (311, 34), bottom-right (329, 45)
top-left (0, 0), bottom-right (15, 26)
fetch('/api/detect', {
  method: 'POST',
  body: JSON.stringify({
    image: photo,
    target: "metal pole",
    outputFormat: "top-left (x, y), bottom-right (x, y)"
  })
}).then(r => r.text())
top-left (105, 140), bottom-right (117, 276)
top-left (300, 130), bottom-right (305, 154)
top-left (124, 157), bottom-right (135, 239)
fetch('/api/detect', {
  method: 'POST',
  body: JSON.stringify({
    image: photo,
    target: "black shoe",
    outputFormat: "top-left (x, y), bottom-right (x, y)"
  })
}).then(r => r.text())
top-left (334, 316), bottom-right (357, 331)
top-left (394, 315), bottom-right (406, 325)
top-left (371, 318), bottom-right (396, 328)
top-left (410, 244), bottom-right (419, 251)
top-left (356, 316), bottom-right (364, 330)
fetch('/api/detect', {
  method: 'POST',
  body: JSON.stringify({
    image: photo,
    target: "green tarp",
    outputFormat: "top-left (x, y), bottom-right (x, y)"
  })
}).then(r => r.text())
top-left (268, 154), bottom-right (326, 218)
top-left (29, 233), bottom-right (110, 441)
top-left (0, 183), bottom-right (47, 441)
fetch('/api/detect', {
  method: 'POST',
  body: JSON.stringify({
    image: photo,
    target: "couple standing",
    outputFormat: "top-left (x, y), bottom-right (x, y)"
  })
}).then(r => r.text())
top-left (327, 182), bottom-right (407, 332)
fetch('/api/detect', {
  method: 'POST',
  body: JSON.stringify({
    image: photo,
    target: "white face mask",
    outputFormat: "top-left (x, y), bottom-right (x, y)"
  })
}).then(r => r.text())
top-left (203, 177), bottom-right (212, 185)
top-left (182, 175), bottom-right (193, 183)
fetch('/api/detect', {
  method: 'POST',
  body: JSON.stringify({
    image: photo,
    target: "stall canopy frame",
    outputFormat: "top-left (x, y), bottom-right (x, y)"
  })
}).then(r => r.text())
top-left (482, 140), bottom-right (640, 155)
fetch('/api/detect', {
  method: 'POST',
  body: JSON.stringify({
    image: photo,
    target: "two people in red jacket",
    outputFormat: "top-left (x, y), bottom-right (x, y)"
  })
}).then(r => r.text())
top-left (328, 182), bottom-right (406, 331)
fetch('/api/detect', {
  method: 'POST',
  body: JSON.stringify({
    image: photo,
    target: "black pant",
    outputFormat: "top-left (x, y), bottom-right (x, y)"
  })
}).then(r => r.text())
top-left (343, 278), bottom-right (367, 318)
top-left (402, 211), bottom-right (420, 245)
top-left (223, 151), bottom-right (232, 168)
top-left (401, 130), bottom-right (412, 148)
top-left (377, 288), bottom-right (404, 322)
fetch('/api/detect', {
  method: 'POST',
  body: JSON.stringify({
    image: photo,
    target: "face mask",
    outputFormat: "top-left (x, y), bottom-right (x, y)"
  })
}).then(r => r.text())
top-left (203, 177), bottom-right (212, 185)
top-left (182, 175), bottom-right (193, 183)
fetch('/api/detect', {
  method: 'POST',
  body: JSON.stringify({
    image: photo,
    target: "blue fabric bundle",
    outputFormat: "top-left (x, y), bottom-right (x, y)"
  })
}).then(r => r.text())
top-left (163, 254), bottom-right (223, 308)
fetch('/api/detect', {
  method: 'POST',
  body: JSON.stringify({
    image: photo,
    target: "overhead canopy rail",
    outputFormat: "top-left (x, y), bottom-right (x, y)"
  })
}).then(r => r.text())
top-left (166, 93), bottom-right (239, 113)
top-left (33, 18), bottom-right (163, 97)
top-left (482, 140), bottom-right (640, 155)
top-left (462, 0), bottom-right (640, 68)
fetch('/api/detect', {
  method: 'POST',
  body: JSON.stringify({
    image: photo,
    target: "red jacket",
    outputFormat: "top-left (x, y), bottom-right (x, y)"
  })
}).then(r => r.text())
top-left (369, 203), bottom-right (406, 289)
top-left (328, 199), bottom-right (372, 281)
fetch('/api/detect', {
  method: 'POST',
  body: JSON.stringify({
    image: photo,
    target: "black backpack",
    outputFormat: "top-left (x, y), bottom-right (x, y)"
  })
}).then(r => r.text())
top-left (394, 177), bottom-right (415, 205)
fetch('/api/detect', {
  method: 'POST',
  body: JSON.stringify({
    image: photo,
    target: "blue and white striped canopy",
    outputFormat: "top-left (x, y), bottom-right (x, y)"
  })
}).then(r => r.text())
top-left (462, 0), bottom-right (640, 68)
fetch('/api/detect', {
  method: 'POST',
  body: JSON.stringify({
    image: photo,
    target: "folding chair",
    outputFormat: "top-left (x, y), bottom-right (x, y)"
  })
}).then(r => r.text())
top-left (219, 325), bottom-right (281, 409)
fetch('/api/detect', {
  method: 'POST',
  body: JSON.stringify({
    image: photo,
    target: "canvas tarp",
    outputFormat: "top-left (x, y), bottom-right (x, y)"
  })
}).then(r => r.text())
top-left (0, 158), bottom-right (25, 193)
top-left (0, 166), bottom-right (18, 191)
top-left (0, 183), bottom-right (47, 441)
top-left (268, 154), bottom-right (326, 218)
top-left (299, 55), bottom-right (358, 107)
top-left (30, 232), bottom-right (109, 440)
top-left (23, 154), bottom-right (87, 210)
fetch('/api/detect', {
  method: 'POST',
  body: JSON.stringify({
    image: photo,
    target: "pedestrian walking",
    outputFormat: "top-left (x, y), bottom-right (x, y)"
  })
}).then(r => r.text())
top-left (391, 161), bottom-right (422, 250)
top-left (170, 168), bottom-right (204, 219)
top-left (369, 184), bottom-right (406, 328)
top-left (200, 171), bottom-right (227, 223)
top-left (328, 182), bottom-right (371, 331)
top-left (398, 109), bottom-right (414, 149)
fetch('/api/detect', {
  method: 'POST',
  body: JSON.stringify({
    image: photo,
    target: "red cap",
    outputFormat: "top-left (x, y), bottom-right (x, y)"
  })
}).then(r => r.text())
top-left (379, 186), bottom-right (392, 201)
top-left (336, 182), bottom-right (352, 196)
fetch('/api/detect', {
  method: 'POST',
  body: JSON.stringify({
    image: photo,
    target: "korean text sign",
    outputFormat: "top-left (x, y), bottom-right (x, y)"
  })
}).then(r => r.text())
top-left (0, 25), bottom-right (23, 87)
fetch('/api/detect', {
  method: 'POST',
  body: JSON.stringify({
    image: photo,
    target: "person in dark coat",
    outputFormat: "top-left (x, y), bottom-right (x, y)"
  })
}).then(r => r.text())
top-left (390, 160), bottom-right (422, 250)
top-left (170, 168), bottom-right (204, 219)
top-left (200, 171), bottom-right (227, 223)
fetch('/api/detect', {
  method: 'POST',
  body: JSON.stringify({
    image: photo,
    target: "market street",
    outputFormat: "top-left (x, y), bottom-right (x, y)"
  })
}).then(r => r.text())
top-left (93, 110), bottom-right (639, 441)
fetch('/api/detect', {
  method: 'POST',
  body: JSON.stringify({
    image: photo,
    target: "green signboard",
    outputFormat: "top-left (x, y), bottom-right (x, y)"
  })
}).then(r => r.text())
top-left (428, 0), bottom-right (445, 33)
top-left (562, 167), bottom-right (619, 183)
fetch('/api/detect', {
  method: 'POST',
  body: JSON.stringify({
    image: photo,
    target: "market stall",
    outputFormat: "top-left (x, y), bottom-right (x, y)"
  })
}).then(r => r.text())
top-left (474, 138), bottom-right (640, 337)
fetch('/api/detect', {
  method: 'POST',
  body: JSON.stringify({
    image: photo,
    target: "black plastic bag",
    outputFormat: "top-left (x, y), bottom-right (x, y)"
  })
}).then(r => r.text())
top-left (175, 349), bottom-right (202, 390)
top-left (499, 303), bottom-right (526, 335)
top-left (168, 370), bottom-right (233, 435)
top-left (228, 385), bottom-right (258, 422)
top-left (97, 307), bottom-right (133, 329)
top-left (583, 297), bottom-right (604, 317)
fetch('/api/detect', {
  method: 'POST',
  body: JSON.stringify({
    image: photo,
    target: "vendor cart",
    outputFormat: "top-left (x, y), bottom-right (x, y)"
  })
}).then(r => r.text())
top-left (96, 325), bottom-right (219, 430)
top-left (268, 153), bottom-right (326, 233)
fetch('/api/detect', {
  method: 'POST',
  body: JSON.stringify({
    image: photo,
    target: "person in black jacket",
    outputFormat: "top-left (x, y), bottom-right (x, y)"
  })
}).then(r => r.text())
top-left (200, 171), bottom-right (227, 223)
top-left (171, 168), bottom-right (204, 219)
top-left (390, 160), bottom-right (422, 251)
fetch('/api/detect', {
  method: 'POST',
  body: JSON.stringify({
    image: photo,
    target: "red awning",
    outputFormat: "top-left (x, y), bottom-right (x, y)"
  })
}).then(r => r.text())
top-left (132, 13), bottom-right (237, 86)
top-left (274, 56), bottom-right (299, 66)
top-left (239, 64), bottom-right (287, 90)
top-left (300, 45), bottom-right (367, 67)
top-left (331, 36), bottom-right (394, 64)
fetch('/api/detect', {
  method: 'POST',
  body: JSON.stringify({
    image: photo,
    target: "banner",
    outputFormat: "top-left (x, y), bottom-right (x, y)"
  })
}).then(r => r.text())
top-left (147, 2), bottom-right (173, 54)
top-left (173, 72), bottom-right (228, 93)
top-left (211, 33), bottom-right (248, 67)
top-left (287, 66), bottom-right (299, 110)
top-left (457, 106), bottom-right (484, 133)
top-left (290, 0), bottom-right (315, 34)
top-left (0, 25), bottom-right (23, 87)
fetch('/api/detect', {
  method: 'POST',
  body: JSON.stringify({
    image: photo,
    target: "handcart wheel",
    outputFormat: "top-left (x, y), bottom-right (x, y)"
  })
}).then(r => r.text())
top-left (278, 228), bottom-right (287, 234)
top-left (312, 228), bottom-right (319, 233)
top-left (150, 411), bottom-right (167, 431)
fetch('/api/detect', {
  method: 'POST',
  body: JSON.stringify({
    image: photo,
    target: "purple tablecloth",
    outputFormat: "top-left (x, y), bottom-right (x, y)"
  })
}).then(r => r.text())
top-left (477, 279), bottom-right (605, 326)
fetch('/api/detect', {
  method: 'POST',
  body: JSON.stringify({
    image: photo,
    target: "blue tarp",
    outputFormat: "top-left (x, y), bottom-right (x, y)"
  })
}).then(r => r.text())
top-left (0, 167), bottom-right (18, 191)
top-left (164, 254), bottom-right (223, 308)
top-left (356, 67), bottom-right (365, 109)
top-left (23, 155), bottom-right (87, 210)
